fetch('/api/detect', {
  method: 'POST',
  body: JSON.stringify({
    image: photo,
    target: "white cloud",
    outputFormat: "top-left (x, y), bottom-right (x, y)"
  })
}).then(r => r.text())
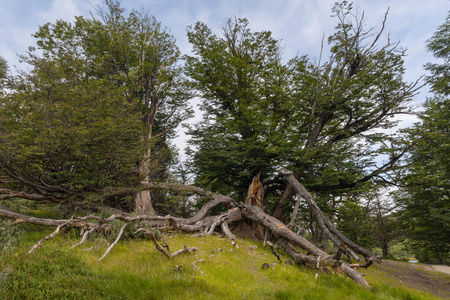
top-left (1, 0), bottom-right (447, 156)
top-left (37, 0), bottom-right (81, 23)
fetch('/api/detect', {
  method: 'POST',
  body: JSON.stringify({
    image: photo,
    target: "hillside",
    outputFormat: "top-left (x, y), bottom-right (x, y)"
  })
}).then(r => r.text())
top-left (1, 230), bottom-right (449, 299)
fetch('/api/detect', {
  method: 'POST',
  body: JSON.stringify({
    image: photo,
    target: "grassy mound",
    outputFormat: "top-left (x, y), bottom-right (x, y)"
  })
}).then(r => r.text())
top-left (1, 227), bottom-right (447, 299)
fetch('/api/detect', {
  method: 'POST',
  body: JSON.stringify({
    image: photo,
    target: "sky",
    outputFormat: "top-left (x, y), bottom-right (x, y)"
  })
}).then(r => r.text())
top-left (1, 0), bottom-right (448, 152)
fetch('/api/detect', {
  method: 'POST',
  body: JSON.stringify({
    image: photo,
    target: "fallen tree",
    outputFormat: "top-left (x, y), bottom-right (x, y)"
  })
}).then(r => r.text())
top-left (0, 169), bottom-right (377, 287)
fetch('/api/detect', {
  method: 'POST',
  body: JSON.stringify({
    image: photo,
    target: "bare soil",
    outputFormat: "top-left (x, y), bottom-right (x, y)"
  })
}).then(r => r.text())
top-left (376, 260), bottom-right (450, 298)
top-left (428, 265), bottom-right (450, 275)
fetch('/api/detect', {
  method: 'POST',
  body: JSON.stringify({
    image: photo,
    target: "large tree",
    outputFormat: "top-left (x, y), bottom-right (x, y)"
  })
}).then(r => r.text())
top-left (1, 3), bottom-right (407, 288)
top-left (0, 1), bottom-right (192, 212)
top-left (185, 2), bottom-right (421, 222)
top-left (396, 11), bottom-right (450, 264)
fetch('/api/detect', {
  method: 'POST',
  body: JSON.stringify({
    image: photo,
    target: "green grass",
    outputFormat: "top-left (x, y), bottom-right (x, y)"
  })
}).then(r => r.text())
top-left (1, 228), bottom-right (446, 300)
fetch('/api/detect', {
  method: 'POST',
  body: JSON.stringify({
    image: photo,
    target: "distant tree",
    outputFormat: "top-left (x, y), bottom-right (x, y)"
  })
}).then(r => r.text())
top-left (395, 12), bottom-right (450, 264)
top-left (185, 2), bottom-right (421, 222)
top-left (0, 56), bottom-right (7, 80)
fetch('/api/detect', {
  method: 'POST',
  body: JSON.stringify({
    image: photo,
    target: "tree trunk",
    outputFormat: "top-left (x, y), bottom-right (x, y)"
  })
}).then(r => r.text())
top-left (280, 168), bottom-right (378, 263)
top-left (240, 203), bottom-right (370, 287)
top-left (232, 173), bottom-right (265, 239)
top-left (381, 240), bottom-right (389, 258)
top-left (271, 184), bottom-right (296, 221)
top-left (134, 125), bottom-right (156, 215)
top-left (134, 187), bottom-right (156, 215)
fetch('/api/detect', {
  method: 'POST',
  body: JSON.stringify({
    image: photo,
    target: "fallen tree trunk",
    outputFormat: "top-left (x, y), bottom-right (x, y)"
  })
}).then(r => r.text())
top-left (279, 168), bottom-right (379, 263)
top-left (280, 240), bottom-right (369, 288)
top-left (0, 177), bottom-right (372, 287)
top-left (239, 203), bottom-right (369, 287)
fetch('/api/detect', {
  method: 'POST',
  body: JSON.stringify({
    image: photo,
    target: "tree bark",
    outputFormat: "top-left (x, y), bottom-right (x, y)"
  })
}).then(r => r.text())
top-left (134, 125), bottom-right (156, 215)
top-left (230, 174), bottom-right (266, 239)
top-left (239, 203), bottom-right (369, 287)
top-left (1, 177), bottom-right (374, 287)
top-left (279, 168), bottom-right (379, 263)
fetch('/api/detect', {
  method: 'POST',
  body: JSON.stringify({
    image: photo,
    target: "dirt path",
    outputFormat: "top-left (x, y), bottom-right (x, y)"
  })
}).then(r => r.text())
top-left (428, 265), bottom-right (450, 275)
top-left (375, 260), bottom-right (450, 298)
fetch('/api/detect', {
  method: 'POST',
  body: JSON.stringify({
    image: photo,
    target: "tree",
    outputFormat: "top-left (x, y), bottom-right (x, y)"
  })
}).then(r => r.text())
top-left (0, 1), bottom-right (192, 212)
top-left (0, 54), bottom-right (145, 204)
top-left (1, 2), bottom-right (403, 288)
top-left (185, 2), bottom-right (421, 223)
top-left (185, 17), bottom-right (288, 199)
top-left (396, 12), bottom-right (450, 263)
top-left (0, 56), bottom-right (7, 80)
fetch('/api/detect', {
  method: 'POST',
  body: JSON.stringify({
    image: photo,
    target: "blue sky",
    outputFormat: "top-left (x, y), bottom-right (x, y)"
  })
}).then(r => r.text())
top-left (1, 0), bottom-right (448, 147)
top-left (1, 0), bottom-right (448, 82)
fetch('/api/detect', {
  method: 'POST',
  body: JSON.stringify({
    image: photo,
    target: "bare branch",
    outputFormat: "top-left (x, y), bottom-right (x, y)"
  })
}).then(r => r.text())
top-left (98, 222), bottom-right (128, 261)
top-left (69, 227), bottom-right (97, 250)
top-left (28, 219), bottom-right (72, 254)
top-left (192, 259), bottom-right (207, 276)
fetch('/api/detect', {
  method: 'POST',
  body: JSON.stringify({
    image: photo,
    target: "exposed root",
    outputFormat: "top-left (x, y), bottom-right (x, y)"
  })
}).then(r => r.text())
top-left (135, 228), bottom-right (198, 258)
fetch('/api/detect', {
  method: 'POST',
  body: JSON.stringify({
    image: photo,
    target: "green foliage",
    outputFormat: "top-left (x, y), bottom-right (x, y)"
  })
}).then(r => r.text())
top-left (425, 12), bottom-right (450, 96)
top-left (0, 1), bottom-right (192, 208)
top-left (396, 12), bottom-right (450, 264)
top-left (0, 56), bottom-right (7, 81)
top-left (185, 17), bottom-right (286, 198)
top-left (185, 3), bottom-right (418, 208)
top-left (0, 64), bottom-right (144, 196)
top-left (336, 199), bottom-right (375, 248)
top-left (335, 190), bottom-right (403, 257)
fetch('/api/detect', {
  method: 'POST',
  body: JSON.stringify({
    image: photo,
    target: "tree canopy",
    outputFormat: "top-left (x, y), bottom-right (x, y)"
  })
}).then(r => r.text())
top-left (395, 11), bottom-right (450, 264)
top-left (185, 3), bottom-right (421, 220)
top-left (1, 0), bottom-right (447, 269)
top-left (0, 1), bottom-right (192, 210)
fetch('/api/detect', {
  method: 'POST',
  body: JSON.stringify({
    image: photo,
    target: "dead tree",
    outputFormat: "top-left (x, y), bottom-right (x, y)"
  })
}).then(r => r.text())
top-left (0, 170), bottom-right (376, 287)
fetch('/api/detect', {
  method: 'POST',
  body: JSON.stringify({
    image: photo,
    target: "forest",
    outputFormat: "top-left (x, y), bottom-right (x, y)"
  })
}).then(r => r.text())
top-left (0, 0), bottom-right (449, 297)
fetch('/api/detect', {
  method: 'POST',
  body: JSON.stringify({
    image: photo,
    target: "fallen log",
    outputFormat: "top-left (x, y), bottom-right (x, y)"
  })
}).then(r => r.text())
top-left (1, 177), bottom-right (372, 287)
top-left (279, 168), bottom-right (379, 263)
top-left (239, 203), bottom-right (369, 287)
top-left (280, 240), bottom-right (369, 288)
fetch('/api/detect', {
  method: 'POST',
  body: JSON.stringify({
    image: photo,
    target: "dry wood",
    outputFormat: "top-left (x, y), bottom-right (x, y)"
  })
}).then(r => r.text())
top-left (171, 245), bottom-right (198, 257)
top-left (240, 203), bottom-right (328, 257)
top-left (280, 168), bottom-right (378, 263)
top-left (135, 228), bottom-right (198, 259)
top-left (192, 259), bottom-right (207, 275)
top-left (98, 222), bottom-right (128, 261)
top-left (69, 227), bottom-right (97, 250)
top-left (270, 243), bottom-right (282, 262)
top-left (220, 222), bottom-right (236, 241)
top-left (245, 172), bottom-right (264, 207)
top-left (280, 240), bottom-right (369, 288)
top-left (333, 243), bottom-right (346, 261)
top-left (28, 219), bottom-right (72, 254)
top-left (1, 175), bottom-right (376, 287)
top-left (240, 204), bottom-right (369, 287)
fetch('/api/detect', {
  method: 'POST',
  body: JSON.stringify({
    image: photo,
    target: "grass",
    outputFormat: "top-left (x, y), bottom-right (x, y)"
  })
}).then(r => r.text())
top-left (0, 226), bottom-right (446, 300)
